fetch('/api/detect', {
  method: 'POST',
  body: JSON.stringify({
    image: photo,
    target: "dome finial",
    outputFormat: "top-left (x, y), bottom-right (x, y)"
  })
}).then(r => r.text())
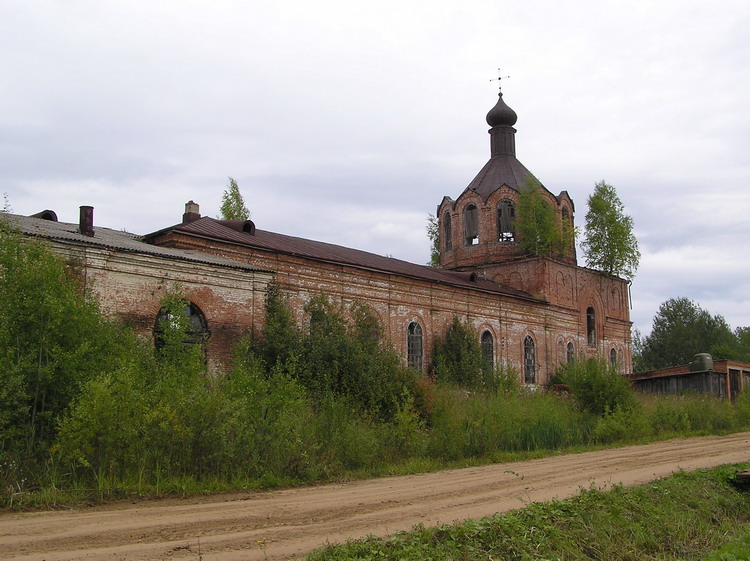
top-left (490, 68), bottom-right (511, 93)
top-left (486, 71), bottom-right (517, 128)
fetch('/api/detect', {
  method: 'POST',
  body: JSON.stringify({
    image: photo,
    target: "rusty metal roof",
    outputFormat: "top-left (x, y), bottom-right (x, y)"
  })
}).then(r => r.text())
top-left (148, 217), bottom-right (538, 301)
top-left (465, 154), bottom-right (542, 201)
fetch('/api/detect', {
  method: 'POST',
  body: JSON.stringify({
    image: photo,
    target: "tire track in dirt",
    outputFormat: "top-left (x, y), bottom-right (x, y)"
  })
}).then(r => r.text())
top-left (2, 432), bottom-right (749, 561)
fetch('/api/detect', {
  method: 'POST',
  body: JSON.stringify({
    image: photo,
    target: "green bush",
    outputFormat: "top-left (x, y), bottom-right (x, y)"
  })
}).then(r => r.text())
top-left (253, 290), bottom-right (415, 421)
top-left (432, 317), bottom-right (494, 390)
top-left (594, 405), bottom-right (650, 443)
top-left (557, 358), bottom-right (637, 416)
top-left (0, 221), bottom-right (144, 473)
top-left (649, 399), bottom-right (692, 434)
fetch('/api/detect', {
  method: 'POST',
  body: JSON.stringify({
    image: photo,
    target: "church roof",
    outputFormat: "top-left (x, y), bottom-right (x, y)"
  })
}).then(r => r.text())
top-left (460, 91), bottom-right (544, 202)
top-left (464, 153), bottom-right (541, 201)
top-left (486, 91), bottom-right (517, 127)
top-left (4, 213), bottom-right (268, 273)
top-left (146, 217), bottom-right (539, 302)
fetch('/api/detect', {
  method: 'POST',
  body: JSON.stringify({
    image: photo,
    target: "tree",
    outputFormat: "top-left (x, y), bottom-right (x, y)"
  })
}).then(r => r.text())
top-left (426, 214), bottom-right (439, 266)
top-left (733, 326), bottom-right (750, 363)
top-left (581, 180), bottom-right (640, 281)
top-left (635, 297), bottom-right (736, 370)
top-left (0, 221), bottom-right (140, 455)
top-left (432, 317), bottom-right (489, 390)
top-left (516, 179), bottom-right (572, 258)
top-left (219, 177), bottom-right (250, 220)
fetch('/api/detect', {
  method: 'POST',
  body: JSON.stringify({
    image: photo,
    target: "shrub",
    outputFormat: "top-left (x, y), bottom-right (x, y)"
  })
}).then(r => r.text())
top-left (556, 358), bottom-right (637, 416)
top-left (432, 317), bottom-right (492, 390)
top-left (253, 291), bottom-right (414, 421)
top-left (0, 222), bottom-right (144, 459)
top-left (488, 362), bottom-right (522, 396)
top-left (649, 399), bottom-right (692, 434)
top-left (594, 405), bottom-right (650, 443)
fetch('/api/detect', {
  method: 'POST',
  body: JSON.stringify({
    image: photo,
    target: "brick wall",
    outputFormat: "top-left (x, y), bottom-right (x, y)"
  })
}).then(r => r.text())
top-left (149, 228), bottom-right (632, 382)
top-left (49, 240), bottom-right (272, 374)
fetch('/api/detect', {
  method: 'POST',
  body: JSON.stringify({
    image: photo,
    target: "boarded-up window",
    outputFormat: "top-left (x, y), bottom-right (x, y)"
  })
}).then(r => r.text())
top-left (497, 200), bottom-right (516, 242)
top-left (524, 336), bottom-right (536, 384)
top-left (443, 211), bottom-right (452, 251)
top-left (464, 204), bottom-right (478, 245)
top-left (407, 321), bottom-right (423, 371)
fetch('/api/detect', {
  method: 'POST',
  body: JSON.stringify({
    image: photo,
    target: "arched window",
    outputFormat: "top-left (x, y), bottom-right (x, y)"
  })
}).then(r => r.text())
top-left (481, 330), bottom-right (494, 366)
top-left (443, 211), bottom-right (452, 252)
top-left (497, 199), bottom-right (516, 242)
top-left (463, 204), bottom-right (478, 245)
top-left (407, 321), bottom-right (423, 371)
top-left (154, 301), bottom-right (208, 353)
top-left (586, 306), bottom-right (596, 347)
top-left (610, 347), bottom-right (617, 366)
top-left (567, 341), bottom-right (575, 363)
top-left (523, 336), bottom-right (536, 384)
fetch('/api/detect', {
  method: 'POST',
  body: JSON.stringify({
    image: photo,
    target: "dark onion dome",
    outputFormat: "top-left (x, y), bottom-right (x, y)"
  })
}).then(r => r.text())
top-left (486, 92), bottom-right (517, 127)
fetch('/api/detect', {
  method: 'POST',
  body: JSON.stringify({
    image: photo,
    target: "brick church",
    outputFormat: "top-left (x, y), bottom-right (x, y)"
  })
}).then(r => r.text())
top-left (9, 90), bottom-right (633, 383)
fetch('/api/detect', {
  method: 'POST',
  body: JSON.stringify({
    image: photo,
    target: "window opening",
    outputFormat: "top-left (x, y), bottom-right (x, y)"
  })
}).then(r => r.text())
top-left (524, 336), bottom-right (536, 384)
top-left (586, 307), bottom-right (596, 347)
top-left (464, 204), bottom-right (478, 245)
top-left (407, 321), bottom-right (423, 371)
top-left (610, 347), bottom-right (617, 366)
top-left (481, 330), bottom-right (494, 366)
top-left (567, 341), bottom-right (575, 363)
top-left (154, 301), bottom-right (208, 352)
top-left (497, 200), bottom-right (516, 242)
top-left (443, 211), bottom-right (452, 251)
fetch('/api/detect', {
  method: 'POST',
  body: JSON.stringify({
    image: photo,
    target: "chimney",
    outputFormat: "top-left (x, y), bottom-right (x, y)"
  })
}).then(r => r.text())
top-left (79, 205), bottom-right (94, 237)
top-left (183, 200), bottom-right (200, 223)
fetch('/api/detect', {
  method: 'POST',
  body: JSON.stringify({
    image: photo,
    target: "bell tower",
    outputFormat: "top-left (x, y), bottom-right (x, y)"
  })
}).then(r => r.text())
top-left (437, 88), bottom-right (576, 273)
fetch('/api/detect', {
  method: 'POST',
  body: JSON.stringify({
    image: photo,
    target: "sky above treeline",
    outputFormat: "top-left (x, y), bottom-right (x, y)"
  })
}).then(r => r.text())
top-left (2, 1), bottom-right (749, 336)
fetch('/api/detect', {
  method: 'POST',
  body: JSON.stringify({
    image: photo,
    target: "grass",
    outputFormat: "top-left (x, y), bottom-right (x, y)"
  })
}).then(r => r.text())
top-left (5, 387), bottom-right (750, 510)
top-left (307, 463), bottom-right (750, 561)
top-left (702, 524), bottom-right (750, 560)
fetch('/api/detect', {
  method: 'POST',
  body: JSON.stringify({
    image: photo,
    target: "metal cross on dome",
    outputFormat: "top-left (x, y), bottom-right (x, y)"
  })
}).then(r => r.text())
top-left (490, 68), bottom-right (510, 91)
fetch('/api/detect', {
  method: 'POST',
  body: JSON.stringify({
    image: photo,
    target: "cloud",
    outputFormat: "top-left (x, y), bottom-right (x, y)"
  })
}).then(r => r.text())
top-left (2, 0), bottom-right (750, 338)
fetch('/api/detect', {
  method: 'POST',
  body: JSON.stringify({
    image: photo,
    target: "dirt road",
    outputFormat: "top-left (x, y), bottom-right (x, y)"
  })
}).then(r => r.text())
top-left (3, 432), bottom-right (749, 561)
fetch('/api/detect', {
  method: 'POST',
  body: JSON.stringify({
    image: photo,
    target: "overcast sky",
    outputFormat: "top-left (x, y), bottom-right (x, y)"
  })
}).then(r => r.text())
top-left (2, 0), bottom-right (749, 336)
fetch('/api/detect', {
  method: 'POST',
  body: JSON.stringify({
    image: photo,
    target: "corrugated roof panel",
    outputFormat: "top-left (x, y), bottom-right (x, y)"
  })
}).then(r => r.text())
top-left (4, 214), bottom-right (270, 273)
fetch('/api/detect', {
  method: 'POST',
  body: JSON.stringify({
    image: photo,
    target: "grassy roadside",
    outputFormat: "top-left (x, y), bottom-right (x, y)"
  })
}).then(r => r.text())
top-left (307, 463), bottom-right (750, 561)
top-left (703, 525), bottom-right (750, 561)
